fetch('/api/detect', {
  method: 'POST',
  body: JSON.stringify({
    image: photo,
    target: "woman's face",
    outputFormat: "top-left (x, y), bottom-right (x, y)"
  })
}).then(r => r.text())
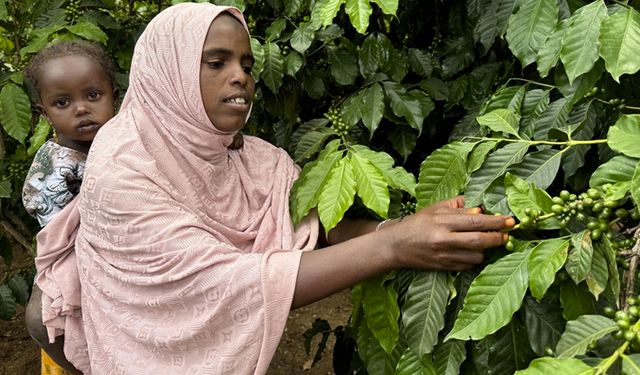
top-left (200, 14), bottom-right (255, 133)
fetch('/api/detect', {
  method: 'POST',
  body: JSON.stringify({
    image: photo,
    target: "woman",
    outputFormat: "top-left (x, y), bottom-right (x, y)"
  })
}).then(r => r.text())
top-left (37, 3), bottom-right (512, 374)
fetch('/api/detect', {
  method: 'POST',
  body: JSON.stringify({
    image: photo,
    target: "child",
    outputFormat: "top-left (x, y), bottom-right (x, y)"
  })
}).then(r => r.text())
top-left (22, 40), bottom-right (117, 375)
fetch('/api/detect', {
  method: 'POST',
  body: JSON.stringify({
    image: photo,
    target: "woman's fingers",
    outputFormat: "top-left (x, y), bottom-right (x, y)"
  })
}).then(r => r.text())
top-left (436, 212), bottom-right (515, 232)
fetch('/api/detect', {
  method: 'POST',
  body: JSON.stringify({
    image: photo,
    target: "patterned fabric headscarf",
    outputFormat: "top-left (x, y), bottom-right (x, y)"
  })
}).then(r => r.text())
top-left (35, 3), bottom-right (318, 374)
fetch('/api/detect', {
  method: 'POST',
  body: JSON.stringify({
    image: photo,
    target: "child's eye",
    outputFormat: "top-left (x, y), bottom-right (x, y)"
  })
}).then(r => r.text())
top-left (243, 65), bottom-right (253, 74)
top-left (54, 99), bottom-right (69, 108)
top-left (88, 92), bottom-right (102, 101)
top-left (207, 61), bottom-right (224, 69)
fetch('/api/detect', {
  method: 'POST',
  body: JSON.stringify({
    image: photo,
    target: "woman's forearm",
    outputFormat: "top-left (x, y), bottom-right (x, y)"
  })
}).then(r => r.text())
top-left (292, 230), bottom-right (397, 309)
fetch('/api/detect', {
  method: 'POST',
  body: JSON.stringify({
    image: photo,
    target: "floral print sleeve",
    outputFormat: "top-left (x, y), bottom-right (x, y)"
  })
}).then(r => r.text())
top-left (22, 140), bottom-right (86, 228)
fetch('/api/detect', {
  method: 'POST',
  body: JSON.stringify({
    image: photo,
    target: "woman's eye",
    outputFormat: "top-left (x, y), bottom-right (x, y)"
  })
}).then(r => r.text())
top-left (207, 61), bottom-right (224, 69)
top-left (88, 92), bottom-right (102, 101)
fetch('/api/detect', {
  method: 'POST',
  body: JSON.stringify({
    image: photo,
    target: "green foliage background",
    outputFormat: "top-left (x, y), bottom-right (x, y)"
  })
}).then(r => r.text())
top-left (4, 0), bottom-right (640, 373)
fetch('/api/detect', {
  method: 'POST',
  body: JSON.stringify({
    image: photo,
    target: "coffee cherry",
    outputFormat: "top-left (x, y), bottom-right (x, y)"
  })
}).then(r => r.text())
top-left (604, 306), bottom-right (616, 318)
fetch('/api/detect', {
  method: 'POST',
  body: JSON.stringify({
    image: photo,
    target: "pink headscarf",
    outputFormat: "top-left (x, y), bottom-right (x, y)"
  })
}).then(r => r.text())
top-left (36, 3), bottom-right (318, 374)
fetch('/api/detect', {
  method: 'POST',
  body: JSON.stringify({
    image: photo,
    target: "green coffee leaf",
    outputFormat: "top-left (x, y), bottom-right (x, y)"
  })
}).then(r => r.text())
top-left (622, 354), bottom-right (640, 375)
top-left (555, 314), bottom-right (617, 358)
top-left (350, 145), bottom-right (416, 196)
top-left (536, 20), bottom-right (569, 78)
top-left (508, 149), bottom-right (561, 190)
top-left (294, 128), bottom-right (334, 163)
top-left (0, 83), bottom-right (31, 144)
top-left (262, 42), bottom-right (284, 93)
top-left (559, 0), bottom-right (607, 84)
top-left (520, 89), bottom-right (551, 138)
top-left (317, 157), bottom-right (356, 234)
top-left (329, 45), bottom-right (359, 86)
top-left (585, 238), bottom-right (607, 299)
top-left (523, 297), bottom-right (566, 356)
top-left (600, 236), bottom-right (620, 299)
top-left (528, 238), bottom-right (570, 300)
top-left (359, 34), bottom-right (382, 76)
top-left (27, 116), bottom-right (52, 156)
top-left (313, 0), bottom-right (345, 28)
top-left (506, 0), bottom-right (559, 67)
top-left (350, 152), bottom-right (389, 219)
top-left (419, 78), bottom-right (449, 101)
top-left (599, 7), bottom-right (640, 82)
top-left (357, 322), bottom-right (398, 375)
top-left (515, 357), bottom-right (594, 375)
top-left (433, 340), bottom-right (465, 375)
top-left (389, 127), bottom-right (416, 163)
top-left (608, 115), bottom-right (640, 158)
top-left (290, 22), bottom-right (315, 54)
top-left (487, 319), bottom-right (535, 374)
top-left (0, 180), bottom-right (11, 198)
top-left (290, 140), bottom-right (342, 224)
top-left (372, 0), bottom-right (398, 15)
top-left (408, 48), bottom-right (433, 78)
top-left (632, 163), bottom-right (640, 206)
top-left (465, 142), bottom-right (529, 207)
top-left (284, 0), bottom-right (304, 16)
top-left (566, 230), bottom-right (593, 285)
top-left (504, 173), bottom-right (559, 230)
top-left (590, 155), bottom-right (638, 187)
top-left (446, 250), bottom-right (529, 341)
top-left (284, 51), bottom-right (304, 77)
top-left (383, 81), bottom-right (425, 134)
top-left (394, 347), bottom-right (435, 375)
top-left (7, 275), bottom-right (29, 305)
top-left (0, 284), bottom-right (16, 320)
top-left (345, 0), bottom-right (372, 34)
top-left (476, 109), bottom-right (520, 138)
top-left (66, 21), bottom-right (108, 44)
top-left (560, 282), bottom-right (596, 320)
top-left (532, 97), bottom-right (571, 141)
top-left (265, 18), bottom-right (286, 41)
top-left (361, 276), bottom-right (400, 354)
top-left (402, 271), bottom-right (449, 356)
top-left (416, 141), bottom-right (473, 209)
top-left (250, 38), bottom-right (265, 81)
top-left (467, 141), bottom-right (498, 174)
top-left (361, 83), bottom-right (385, 137)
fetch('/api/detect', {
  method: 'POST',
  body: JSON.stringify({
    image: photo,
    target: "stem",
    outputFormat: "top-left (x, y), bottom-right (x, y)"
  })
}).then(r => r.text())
top-left (622, 228), bottom-right (640, 309)
top-left (0, 218), bottom-right (32, 252)
top-left (505, 78), bottom-right (556, 89)
top-left (463, 136), bottom-right (608, 147)
top-left (594, 341), bottom-right (629, 374)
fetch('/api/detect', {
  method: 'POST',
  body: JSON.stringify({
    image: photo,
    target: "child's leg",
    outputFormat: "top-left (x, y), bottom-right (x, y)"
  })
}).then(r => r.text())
top-left (26, 285), bottom-right (83, 375)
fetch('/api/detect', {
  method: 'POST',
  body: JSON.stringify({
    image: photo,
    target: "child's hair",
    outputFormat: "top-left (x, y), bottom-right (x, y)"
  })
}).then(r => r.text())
top-left (24, 41), bottom-right (116, 102)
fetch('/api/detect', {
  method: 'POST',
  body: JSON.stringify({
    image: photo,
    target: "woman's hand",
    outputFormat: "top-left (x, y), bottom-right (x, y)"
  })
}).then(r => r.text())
top-left (383, 200), bottom-right (513, 272)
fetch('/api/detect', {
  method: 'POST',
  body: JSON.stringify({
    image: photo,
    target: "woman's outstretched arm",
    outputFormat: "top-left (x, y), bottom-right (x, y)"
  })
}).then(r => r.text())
top-left (292, 197), bottom-right (514, 308)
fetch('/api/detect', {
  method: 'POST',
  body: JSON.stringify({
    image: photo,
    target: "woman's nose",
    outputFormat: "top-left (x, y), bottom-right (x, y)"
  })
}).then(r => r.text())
top-left (230, 64), bottom-right (248, 86)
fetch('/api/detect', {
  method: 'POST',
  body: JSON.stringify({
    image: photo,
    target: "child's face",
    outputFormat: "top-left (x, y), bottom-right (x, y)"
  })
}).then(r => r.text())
top-left (38, 55), bottom-right (115, 150)
top-left (200, 14), bottom-right (255, 133)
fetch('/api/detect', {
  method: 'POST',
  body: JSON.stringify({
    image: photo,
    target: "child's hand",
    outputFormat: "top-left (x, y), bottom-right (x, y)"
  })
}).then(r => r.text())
top-left (228, 133), bottom-right (244, 150)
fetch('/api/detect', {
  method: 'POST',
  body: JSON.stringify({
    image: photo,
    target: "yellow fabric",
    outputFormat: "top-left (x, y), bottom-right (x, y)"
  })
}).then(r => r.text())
top-left (41, 350), bottom-right (71, 375)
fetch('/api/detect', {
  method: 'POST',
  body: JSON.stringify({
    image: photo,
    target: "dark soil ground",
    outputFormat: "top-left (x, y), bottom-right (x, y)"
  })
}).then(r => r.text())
top-left (0, 289), bottom-right (352, 375)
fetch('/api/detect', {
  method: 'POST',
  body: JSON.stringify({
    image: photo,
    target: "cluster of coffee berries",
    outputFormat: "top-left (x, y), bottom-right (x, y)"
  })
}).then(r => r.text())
top-left (5, 161), bottom-right (28, 181)
top-left (325, 107), bottom-right (349, 137)
top-left (400, 201), bottom-right (417, 217)
top-left (605, 298), bottom-right (640, 351)
top-left (584, 86), bottom-right (602, 99)
top-left (428, 32), bottom-right (443, 54)
top-left (548, 187), bottom-right (635, 239)
top-left (608, 98), bottom-right (627, 111)
top-left (65, 0), bottom-right (83, 24)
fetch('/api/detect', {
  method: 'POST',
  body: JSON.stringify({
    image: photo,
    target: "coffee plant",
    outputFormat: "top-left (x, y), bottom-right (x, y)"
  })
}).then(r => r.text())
top-left (4, 0), bottom-right (640, 374)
